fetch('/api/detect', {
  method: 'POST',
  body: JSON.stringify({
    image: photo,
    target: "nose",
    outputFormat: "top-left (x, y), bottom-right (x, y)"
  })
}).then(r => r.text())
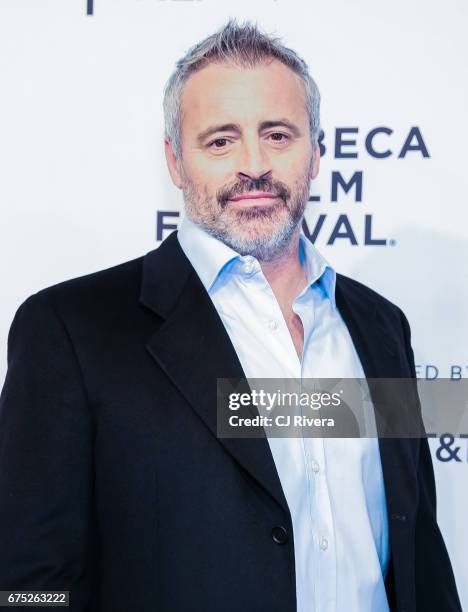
top-left (236, 137), bottom-right (272, 182)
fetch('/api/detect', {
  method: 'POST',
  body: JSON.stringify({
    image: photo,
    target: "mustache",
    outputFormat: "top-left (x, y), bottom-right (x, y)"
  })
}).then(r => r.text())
top-left (217, 177), bottom-right (291, 208)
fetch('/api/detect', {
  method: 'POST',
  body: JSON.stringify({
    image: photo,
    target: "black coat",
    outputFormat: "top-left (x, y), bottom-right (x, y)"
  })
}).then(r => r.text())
top-left (0, 230), bottom-right (462, 611)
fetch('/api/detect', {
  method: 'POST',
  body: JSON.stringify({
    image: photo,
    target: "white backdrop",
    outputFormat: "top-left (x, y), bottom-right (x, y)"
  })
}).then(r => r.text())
top-left (1, 0), bottom-right (467, 606)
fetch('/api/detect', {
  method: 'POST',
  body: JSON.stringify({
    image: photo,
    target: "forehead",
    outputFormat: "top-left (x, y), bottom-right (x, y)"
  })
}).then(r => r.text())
top-left (180, 59), bottom-right (309, 132)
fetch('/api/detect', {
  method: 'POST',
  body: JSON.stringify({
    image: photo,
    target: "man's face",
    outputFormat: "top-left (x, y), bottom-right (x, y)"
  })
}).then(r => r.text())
top-left (165, 59), bottom-right (320, 260)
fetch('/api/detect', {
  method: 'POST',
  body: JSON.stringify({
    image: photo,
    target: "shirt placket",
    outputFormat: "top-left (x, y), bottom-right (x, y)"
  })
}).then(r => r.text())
top-left (296, 289), bottom-right (337, 612)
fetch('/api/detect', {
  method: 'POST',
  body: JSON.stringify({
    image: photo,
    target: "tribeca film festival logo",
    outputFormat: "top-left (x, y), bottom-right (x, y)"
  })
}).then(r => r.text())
top-left (86, 0), bottom-right (200, 14)
top-left (156, 126), bottom-right (429, 247)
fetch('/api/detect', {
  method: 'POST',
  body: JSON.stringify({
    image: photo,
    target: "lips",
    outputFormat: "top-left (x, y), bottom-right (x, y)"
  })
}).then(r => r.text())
top-left (228, 193), bottom-right (278, 202)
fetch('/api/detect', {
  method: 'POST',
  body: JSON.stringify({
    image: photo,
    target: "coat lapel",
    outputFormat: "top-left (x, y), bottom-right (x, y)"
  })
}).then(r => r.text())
top-left (335, 276), bottom-right (419, 487)
top-left (139, 231), bottom-right (289, 514)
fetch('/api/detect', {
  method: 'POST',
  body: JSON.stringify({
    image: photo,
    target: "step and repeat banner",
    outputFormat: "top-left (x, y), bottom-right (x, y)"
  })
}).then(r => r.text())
top-left (1, 0), bottom-right (467, 605)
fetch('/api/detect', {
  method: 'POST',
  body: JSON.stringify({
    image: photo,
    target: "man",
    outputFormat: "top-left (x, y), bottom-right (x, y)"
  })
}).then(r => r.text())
top-left (0, 19), bottom-right (461, 612)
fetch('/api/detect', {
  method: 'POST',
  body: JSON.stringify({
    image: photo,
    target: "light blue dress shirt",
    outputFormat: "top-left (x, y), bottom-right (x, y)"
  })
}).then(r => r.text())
top-left (177, 215), bottom-right (390, 612)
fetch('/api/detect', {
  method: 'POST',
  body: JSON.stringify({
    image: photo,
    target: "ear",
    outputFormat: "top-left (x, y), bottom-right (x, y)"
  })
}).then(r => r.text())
top-left (164, 139), bottom-right (183, 189)
top-left (310, 144), bottom-right (320, 179)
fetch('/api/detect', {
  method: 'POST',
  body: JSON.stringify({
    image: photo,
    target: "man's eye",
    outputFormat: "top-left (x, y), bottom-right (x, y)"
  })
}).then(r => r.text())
top-left (209, 138), bottom-right (229, 149)
top-left (269, 133), bottom-right (290, 143)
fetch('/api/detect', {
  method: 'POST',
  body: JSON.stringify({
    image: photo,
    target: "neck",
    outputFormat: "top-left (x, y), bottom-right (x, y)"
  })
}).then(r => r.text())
top-left (259, 229), bottom-right (307, 309)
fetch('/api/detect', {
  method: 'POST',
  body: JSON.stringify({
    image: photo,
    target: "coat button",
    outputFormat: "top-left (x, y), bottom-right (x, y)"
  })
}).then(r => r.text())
top-left (272, 525), bottom-right (288, 544)
top-left (391, 513), bottom-right (407, 521)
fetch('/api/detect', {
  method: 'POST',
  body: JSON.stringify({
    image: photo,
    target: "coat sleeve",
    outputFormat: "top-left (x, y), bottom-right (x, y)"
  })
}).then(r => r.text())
top-left (399, 308), bottom-right (462, 612)
top-left (0, 291), bottom-right (95, 611)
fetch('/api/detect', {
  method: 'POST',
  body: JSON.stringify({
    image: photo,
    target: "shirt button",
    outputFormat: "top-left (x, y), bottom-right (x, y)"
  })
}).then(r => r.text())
top-left (268, 319), bottom-right (278, 330)
top-left (320, 537), bottom-right (328, 550)
top-left (271, 525), bottom-right (289, 545)
top-left (243, 259), bottom-right (255, 273)
top-left (311, 460), bottom-right (320, 473)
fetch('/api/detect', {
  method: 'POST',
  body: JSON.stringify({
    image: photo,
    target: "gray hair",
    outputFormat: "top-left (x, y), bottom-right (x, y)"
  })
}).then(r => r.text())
top-left (163, 19), bottom-right (320, 159)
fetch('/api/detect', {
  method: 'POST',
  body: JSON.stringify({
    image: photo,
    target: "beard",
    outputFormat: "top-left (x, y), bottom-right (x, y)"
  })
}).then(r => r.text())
top-left (180, 159), bottom-right (313, 262)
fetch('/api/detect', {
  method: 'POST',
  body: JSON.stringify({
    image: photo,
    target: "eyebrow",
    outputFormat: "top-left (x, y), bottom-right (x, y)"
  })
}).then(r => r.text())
top-left (196, 119), bottom-right (302, 144)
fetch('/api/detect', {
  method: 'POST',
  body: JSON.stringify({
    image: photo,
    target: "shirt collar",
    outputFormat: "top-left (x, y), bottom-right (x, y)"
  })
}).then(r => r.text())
top-left (177, 214), bottom-right (336, 308)
top-left (298, 228), bottom-right (337, 308)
